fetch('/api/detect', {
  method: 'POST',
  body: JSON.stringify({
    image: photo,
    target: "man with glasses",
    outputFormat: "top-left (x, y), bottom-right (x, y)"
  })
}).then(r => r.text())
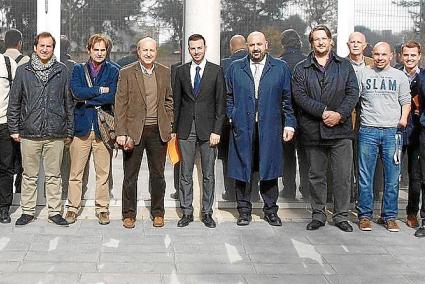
top-left (292, 25), bottom-right (359, 232)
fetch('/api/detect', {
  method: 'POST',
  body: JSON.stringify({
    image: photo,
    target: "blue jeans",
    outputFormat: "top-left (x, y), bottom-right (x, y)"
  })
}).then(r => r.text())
top-left (357, 126), bottom-right (401, 221)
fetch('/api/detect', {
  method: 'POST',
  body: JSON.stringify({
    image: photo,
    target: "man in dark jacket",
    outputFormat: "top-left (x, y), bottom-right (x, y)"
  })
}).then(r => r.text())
top-left (399, 40), bottom-right (425, 236)
top-left (7, 32), bottom-right (74, 226)
top-left (279, 29), bottom-right (309, 201)
top-left (220, 35), bottom-right (247, 201)
top-left (292, 25), bottom-right (359, 232)
top-left (64, 34), bottom-right (119, 225)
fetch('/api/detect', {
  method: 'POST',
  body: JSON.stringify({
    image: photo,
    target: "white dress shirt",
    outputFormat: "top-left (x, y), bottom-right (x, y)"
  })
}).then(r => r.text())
top-left (190, 59), bottom-right (207, 88)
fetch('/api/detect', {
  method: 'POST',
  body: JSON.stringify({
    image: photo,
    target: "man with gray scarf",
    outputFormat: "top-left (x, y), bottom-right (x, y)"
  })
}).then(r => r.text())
top-left (7, 32), bottom-right (74, 226)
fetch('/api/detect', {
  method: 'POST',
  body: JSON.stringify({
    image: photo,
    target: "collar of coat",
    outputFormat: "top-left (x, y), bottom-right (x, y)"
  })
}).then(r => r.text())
top-left (303, 50), bottom-right (343, 68)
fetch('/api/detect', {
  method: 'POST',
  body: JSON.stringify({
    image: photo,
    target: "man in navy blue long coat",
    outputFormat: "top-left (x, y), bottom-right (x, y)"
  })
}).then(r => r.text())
top-left (226, 31), bottom-right (296, 226)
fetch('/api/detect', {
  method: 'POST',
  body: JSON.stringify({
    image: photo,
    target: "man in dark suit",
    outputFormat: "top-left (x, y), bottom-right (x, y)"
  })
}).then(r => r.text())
top-left (279, 29), bottom-right (309, 201)
top-left (226, 31), bottom-right (296, 226)
top-left (220, 35), bottom-right (247, 201)
top-left (172, 34), bottom-right (226, 228)
top-left (115, 37), bottom-right (173, 229)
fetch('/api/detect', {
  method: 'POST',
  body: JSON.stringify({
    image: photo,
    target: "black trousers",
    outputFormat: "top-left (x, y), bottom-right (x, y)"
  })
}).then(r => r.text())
top-left (414, 131), bottom-right (425, 220)
top-left (305, 139), bottom-right (352, 224)
top-left (282, 138), bottom-right (309, 198)
top-left (0, 124), bottom-right (14, 210)
top-left (235, 123), bottom-right (278, 215)
top-left (122, 125), bottom-right (167, 218)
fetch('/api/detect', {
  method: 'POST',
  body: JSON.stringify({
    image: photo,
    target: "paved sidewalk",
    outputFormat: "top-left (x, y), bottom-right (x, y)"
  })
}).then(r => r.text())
top-left (0, 208), bottom-right (424, 284)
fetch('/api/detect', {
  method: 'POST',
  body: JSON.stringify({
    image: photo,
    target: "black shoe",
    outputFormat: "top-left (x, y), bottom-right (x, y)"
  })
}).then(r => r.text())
top-left (264, 213), bottom-right (282, 226)
top-left (202, 214), bottom-right (216, 228)
top-left (415, 227), bottom-right (425, 238)
top-left (237, 213), bottom-right (252, 226)
top-left (0, 208), bottom-right (11, 224)
top-left (177, 214), bottom-right (193, 227)
top-left (335, 221), bottom-right (353, 232)
top-left (306, 220), bottom-right (325, 230)
top-left (170, 191), bottom-right (179, 200)
top-left (15, 214), bottom-right (34, 226)
top-left (48, 214), bottom-right (69, 227)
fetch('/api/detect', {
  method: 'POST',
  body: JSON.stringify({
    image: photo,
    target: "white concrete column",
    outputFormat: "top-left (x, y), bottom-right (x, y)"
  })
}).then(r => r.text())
top-left (37, 0), bottom-right (61, 58)
top-left (183, 0), bottom-right (221, 64)
top-left (336, 0), bottom-right (355, 57)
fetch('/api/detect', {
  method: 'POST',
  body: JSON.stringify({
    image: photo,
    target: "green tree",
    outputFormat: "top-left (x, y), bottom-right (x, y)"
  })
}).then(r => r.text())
top-left (61, 0), bottom-right (145, 51)
top-left (0, 0), bottom-right (37, 55)
top-left (292, 0), bottom-right (337, 29)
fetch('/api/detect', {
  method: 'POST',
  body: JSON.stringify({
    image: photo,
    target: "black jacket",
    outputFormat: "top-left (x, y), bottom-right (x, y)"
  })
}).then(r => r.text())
top-left (292, 51), bottom-right (359, 145)
top-left (172, 61), bottom-right (226, 141)
top-left (7, 60), bottom-right (74, 139)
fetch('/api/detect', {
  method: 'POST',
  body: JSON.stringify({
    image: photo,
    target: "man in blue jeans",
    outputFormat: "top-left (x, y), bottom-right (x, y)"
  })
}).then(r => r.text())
top-left (357, 42), bottom-right (411, 232)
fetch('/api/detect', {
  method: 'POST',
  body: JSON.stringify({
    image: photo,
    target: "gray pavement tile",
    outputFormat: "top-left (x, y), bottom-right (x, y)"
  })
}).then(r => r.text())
top-left (0, 272), bottom-right (80, 284)
top-left (100, 252), bottom-right (174, 263)
top-left (248, 253), bottom-right (326, 264)
top-left (0, 261), bottom-right (20, 272)
top-left (30, 235), bottom-right (102, 245)
top-left (98, 262), bottom-right (176, 274)
top-left (80, 273), bottom-right (161, 284)
top-left (330, 262), bottom-right (411, 275)
top-left (253, 263), bottom-right (335, 275)
top-left (243, 242), bottom-right (314, 255)
top-left (403, 274), bottom-right (425, 284)
top-left (323, 254), bottom-right (401, 264)
top-left (314, 244), bottom-right (388, 255)
top-left (19, 261), bottom-right (97, 273)
top-left (175, 252), bottom-right (251, 264)
top-left (29, 242), bottom-right (99, 252)
top-left (24, 250), bottom-right (100, 263)
top-left (176, 262), bottom-right (255, 274)
top-left (161, 274), bottom-right (245, 284)
top-left (173, 243), bottom-right (246, 254)
top-left (0, 235), bottom-right (32, 251)
top-left (0, 250), bottom-right (27, 261)
top-left (171, 234), bottom-right (242, 245)
top-left (101, 243), bottom-right (173, 253)
top-left (385, 245), bottom-right (425, 256)
top-left (324, 275), bottom-right (411, 284)
top-left (393, 255), bottom-right (425, 264)
top-left (0, 224), bottom-right (14, 234)
top-left (244, 274), bottom-right (329, 284)
top-left (305, 234), bottom-right (377, 245)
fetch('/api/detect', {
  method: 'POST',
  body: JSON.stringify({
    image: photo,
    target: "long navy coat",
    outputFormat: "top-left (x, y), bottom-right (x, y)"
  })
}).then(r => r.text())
top-left (226, 55), bottom-right (296, 182)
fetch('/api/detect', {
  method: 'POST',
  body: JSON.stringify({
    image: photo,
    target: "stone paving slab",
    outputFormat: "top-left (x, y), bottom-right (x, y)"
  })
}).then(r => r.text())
top-left (1, 213), bottom-right (424, 284)
top-left (0, 272), bottom-right (80, 284)
top-left (243, 274), bottom-right (329, 284)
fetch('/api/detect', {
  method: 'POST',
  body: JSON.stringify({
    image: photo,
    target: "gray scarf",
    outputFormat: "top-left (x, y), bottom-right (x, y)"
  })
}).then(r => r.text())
top-left (30, 53), bottom-right (57, 83)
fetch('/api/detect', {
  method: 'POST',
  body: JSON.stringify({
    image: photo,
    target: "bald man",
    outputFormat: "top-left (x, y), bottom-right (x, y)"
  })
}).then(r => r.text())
top-left (357, 42), bottom-right (411, 232)
top-left (220, 35), bottom-right (248, 201)
top-left (347, 32), bottom-right (373, 73)
top-left (115, 37), bottom-right (173, 229)
top-left (226, 31), bottom-right (296, 226)
top-left (347, 32), bottom-right (384, 215)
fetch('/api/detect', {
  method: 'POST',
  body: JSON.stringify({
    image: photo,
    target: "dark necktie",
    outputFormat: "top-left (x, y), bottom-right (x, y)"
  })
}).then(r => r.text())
top-left (194, 66), bottom-right (201, 95)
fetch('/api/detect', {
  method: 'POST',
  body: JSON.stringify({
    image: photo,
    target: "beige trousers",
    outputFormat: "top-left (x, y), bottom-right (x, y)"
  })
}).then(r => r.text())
top-left (67, 131), bottom-right (111, 214)
top-left (20, 138), bottom-right (65, 217)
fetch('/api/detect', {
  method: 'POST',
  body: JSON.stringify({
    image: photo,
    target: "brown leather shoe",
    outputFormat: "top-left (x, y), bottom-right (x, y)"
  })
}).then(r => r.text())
top-left (97, 212), bottom-right (110, 225)
top-left (406, 214), bottom-right (419, 228)
top-left (359, 218), bottom-right (372, 231)
top-left (65, 211), bottom-right (77, 224)
top-left (122, 217), bottom-right (135, 229)
top-left (385, 219), bottom-right (400, 232)
top-left (153, 216), bottom-right (164, 227)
